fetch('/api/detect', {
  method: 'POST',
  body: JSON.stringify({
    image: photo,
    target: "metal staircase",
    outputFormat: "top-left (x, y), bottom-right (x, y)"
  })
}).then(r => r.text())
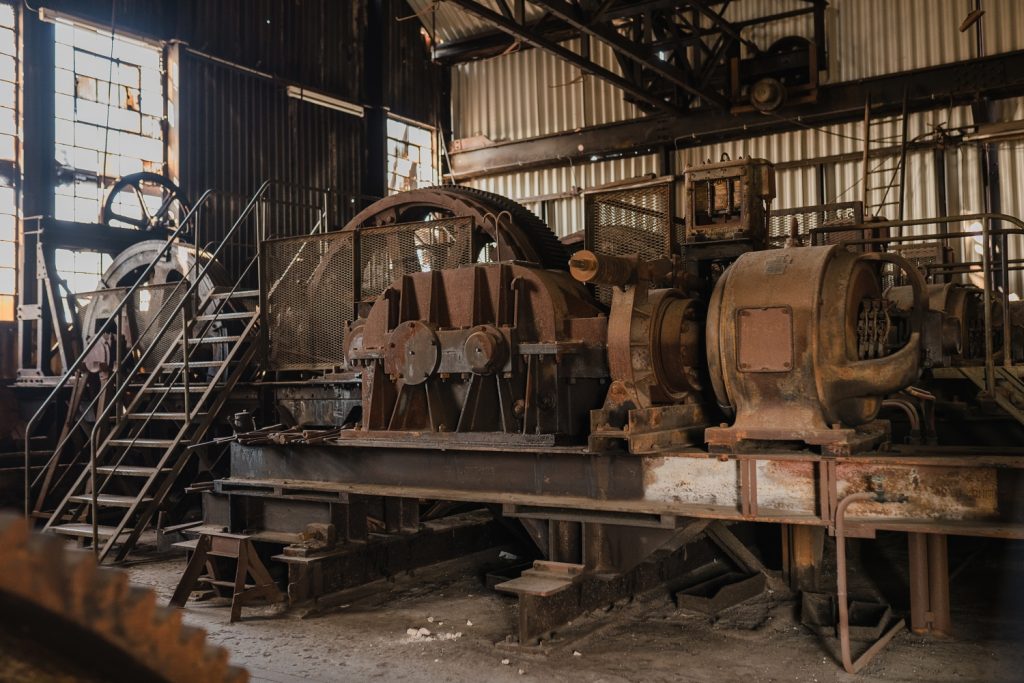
top-left (42, 287), bottom-right (260, 562)
top-left (24, 180), bottom-right (331, 563)
top-left (958, 365), bottom-right (1024, 427)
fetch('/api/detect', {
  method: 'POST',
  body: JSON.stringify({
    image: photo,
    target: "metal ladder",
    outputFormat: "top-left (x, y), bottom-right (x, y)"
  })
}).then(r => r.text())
top-left (859, 93), bottom-right (910, 221)
top-left (42, 287), bottom-right (261, 562)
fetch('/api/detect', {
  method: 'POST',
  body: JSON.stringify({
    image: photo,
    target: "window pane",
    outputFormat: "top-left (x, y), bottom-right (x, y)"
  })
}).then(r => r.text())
top-left (386, 116), bottom-right (436, 195)
top-left (0, 293), bottom-right (13, 321)
top-left (54, 20), bottom-right (165, 226)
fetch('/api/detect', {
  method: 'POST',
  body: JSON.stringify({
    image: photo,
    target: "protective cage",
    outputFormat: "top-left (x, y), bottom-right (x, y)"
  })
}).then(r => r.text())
top-left (767, 202), bottom-right (864, 248)
top-left (260, 217), bottom-right (476, 371)
top-left (74, 283), bottom-right (188, 372)
top-left (585, 179), bottom-right (675, 303)
top-left (358, 216), bottom-right (474, 301)
top-left (261, 231), bottom-right (356, 372)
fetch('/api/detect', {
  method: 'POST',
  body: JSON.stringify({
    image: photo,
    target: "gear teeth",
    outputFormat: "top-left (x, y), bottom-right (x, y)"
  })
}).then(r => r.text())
top-left (0, 514), bottom-right (247, 682)
top-left (88, 564), bottom-right (131, 635)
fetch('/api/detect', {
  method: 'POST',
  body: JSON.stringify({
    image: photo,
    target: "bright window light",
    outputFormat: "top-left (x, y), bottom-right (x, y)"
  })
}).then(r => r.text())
top-left (53, 18), bottom-right (166, 292)
top-left (0, 3), bottom-right (17, 321)
top-left (386, 116), bottom-right (437, 195)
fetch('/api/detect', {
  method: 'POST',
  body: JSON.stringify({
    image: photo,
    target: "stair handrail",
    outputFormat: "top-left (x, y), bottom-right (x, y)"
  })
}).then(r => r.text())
top-left (25, 237), bottom-right (226, 513)
top-left (23, 190), bottom-right (216, 516)
top-left (31, 181), bottom-right (332, 514)
top-left (82, 179), bottom-right (330, 556)
top-left (34, 179), bottom-right (330, 555)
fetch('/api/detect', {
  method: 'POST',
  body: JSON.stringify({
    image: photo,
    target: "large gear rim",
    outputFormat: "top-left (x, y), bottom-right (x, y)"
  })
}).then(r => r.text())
top-left (342, 185), bottom-right (569, 270)
top-left (0, 515), bottom-right (247, 683)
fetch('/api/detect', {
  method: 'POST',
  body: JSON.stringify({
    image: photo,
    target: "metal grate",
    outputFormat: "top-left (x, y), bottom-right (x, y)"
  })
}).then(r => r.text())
top-left (359, 217), bottom-right (474, 301)
top-left (767, 202), bottom-right (863, 248)
top-left (130, 284), bottom-right (189, 372)
top-left (261, 231), bottom-right (355, 371)
top-left (585, 181), bottom-right (673, 303)
top-left (887, 242), bottom-right (950, 288)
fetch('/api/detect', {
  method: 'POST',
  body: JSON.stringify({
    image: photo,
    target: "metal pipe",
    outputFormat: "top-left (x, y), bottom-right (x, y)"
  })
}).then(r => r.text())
top-left (181, 307), bottom-right (191, 420)
top-left (927, 534), bottom-right (952, 637)
top-left (808, 212), bottom-right (1024, 237)
top-left (881, 399), bottom-right (921, 439)
top-left (982, 219), bottom-right (995, 393)
top-left (836, 491), bottom-right (906, 674)
top-left (908, 532), bottom-right (929, 633)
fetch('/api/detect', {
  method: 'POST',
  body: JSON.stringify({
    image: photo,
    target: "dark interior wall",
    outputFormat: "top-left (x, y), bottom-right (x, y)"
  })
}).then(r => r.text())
top-left (177, 48), bottom-right (365, 276)
top-left (26, 0), bottom-right (441, 219)
top-left (382, 0), bottom-right (442, 125)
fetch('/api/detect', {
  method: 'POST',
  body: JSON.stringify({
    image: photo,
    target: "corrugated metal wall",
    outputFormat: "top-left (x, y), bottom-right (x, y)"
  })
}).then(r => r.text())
top-left (178, 49), bottom-right (365, 280)
top-left (453, 38), bottom-right (643, 140)
top-left (453, 0), bottom-right (1024, 140)
top-left (177, 0), bottom-right (366, 100)
top-left (384, 0), bottom-right (443, 124)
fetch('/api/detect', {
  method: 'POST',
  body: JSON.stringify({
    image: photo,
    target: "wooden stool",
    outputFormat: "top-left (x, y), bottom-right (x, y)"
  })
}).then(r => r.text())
top-left (170, 531), bottom-right (283, 622)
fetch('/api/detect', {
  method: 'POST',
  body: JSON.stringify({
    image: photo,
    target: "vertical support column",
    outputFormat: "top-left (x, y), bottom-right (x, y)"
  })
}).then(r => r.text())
top-left (362, 0), bottom-right (387, 206)
top-left (383, 496), bottom-right (420, 533)
top-left (927, 533), bottom-right (952, 637)
top-left (346, 494), bottom-right (370, 542)
top-left (906, 532), bottom-right (952, 637)
top-left (18, 10), bottom-right (56, 378)
top-left (548, 520), bottom-right (581, 564)
top-left (783, 524), bottom-right (824, 592)
top-left (907, 532), bottom-right (930, 634)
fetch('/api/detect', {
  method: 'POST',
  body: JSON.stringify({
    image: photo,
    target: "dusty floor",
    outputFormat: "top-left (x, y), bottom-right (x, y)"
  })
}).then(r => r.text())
top-left (128, 536), bottom-right (1024, 683)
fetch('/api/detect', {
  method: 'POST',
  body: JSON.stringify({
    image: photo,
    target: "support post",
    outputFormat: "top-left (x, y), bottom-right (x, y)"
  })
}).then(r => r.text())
top-left (908, 532), bottom-right (930, 633)
top-left (784, 524), bottom-right (824, 592)
top-left (927, 533), bottom-right (952, 637)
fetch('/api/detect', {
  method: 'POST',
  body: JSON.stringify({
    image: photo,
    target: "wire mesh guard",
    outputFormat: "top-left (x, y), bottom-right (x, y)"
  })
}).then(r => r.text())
top-left (131, 284), bottom-right (189, 372)
top-left (359, 217), bottom-right (474, 301)
top-left (766, 202), bottom-right (862, 248)
top-left (585, 182), bottom-right (673, 303)
top-left (261, 231), bottom-right (355, 371)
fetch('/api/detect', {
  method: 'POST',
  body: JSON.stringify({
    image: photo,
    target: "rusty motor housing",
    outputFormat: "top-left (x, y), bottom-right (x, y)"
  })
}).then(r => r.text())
top-left (705, 245), bottom-right (928, 448)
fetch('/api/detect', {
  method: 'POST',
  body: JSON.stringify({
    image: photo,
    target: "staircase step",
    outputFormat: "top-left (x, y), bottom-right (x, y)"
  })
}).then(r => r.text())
top-left (196, 311), bottom-right (254, 321)
top-left (161, 361), bottom-right (227, 369)
top-left (52, 523), bottom-right (130, 539)
top-left (124, 412), bottom-right (206, 420)
top-left (69, 493), bottom-right (153, 508)
top-left (211, 289), bottom-right (259, 299)
top-left (97, 465), bottom-right (170, 477)
top-left (187, 335), bottom-right (241, 344)
top-left (138, 384), bottom-right (216, 393)
top-left (107, 438), bottom-right (188, 449)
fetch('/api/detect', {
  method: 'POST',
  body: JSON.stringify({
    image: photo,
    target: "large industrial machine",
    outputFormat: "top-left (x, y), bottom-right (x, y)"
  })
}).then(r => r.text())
top-left (27, 160), bottom-right (1024, 672)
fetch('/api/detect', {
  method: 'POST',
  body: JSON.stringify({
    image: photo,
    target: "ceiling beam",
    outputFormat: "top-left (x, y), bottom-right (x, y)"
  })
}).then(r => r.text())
top-left (445, 0), bottom-right (689, 116)
top-left (528, 0), bottom-right (731, 109)
top-left (448, 49), bottom-right (1024, 180)
top-left (432, 19), bottom-right (575, 64)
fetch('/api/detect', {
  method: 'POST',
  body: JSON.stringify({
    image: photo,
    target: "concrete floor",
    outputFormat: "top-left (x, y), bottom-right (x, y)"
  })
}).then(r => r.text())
top-left (128, 535), bottom-right (1024, 683)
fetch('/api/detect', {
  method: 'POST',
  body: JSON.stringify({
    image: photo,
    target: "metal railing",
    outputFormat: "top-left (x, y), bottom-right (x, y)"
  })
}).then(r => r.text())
top-left (809, 212), bottom-right (1024, 396)
top-left (23, 189), bottom-right (215, 517)
top-left (24, 181), bottom-right (331, 546)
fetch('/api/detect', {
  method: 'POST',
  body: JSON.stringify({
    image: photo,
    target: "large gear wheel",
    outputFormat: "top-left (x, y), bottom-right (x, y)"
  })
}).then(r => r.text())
top-left (343, 185), bottom-right (569, 270)
top-left (0, 515), bottom-right (247, 683)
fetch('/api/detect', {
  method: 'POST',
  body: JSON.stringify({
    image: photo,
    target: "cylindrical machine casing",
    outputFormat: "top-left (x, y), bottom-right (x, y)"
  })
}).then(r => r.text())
top-left (706, 245), bottom-right (925, 439)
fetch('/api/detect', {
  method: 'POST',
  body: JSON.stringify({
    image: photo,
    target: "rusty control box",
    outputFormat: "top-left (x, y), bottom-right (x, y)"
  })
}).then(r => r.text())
top-left (683, 155), bottom-right (776, 247)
